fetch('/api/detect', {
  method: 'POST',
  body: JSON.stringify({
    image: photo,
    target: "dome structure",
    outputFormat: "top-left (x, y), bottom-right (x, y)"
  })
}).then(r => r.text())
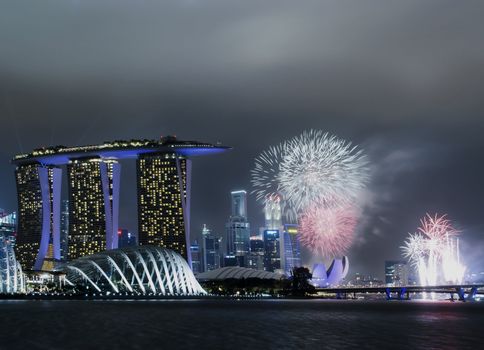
top-left (196, 267), bottom-right (285, 281)
top-left (65, 246), bottom-right (205, 295)
top-left (0, 235), bottom-right (25, 294)
top-left (311, 256), bottom-right (349, 287)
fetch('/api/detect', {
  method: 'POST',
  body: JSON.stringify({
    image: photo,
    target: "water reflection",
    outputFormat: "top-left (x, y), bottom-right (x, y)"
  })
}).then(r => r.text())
top-left (0, 299), bottom-right (481, 349)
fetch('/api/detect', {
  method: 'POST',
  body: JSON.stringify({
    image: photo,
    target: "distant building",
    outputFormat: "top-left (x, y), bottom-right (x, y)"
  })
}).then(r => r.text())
top-left (60, 200), bottom-right (69, 261)
top-left (223, 255), bottom-right (241, 267)
top-left (201, 224), bottom-right (221, 272)
top-left (118, 229), bottom-right (137, 248)
top-left (247, 238), bottom-right (265, 270)
top-left (225, 190), bottom-right (250, 267)
top-left (350, 273), bottom-right (384, 287)
top-left (281, 224), bottom-right (301, 275)
top-left (264, 195), bottom-right (282, 230)
top-left (190, 240), bottom-right (202, 274)
top-left (263, 230), bottom-right (280, 272)
top-left (385, 260), bottom-right (409, 286)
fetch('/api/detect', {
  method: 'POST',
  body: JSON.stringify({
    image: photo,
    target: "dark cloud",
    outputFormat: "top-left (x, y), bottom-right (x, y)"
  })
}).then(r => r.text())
top-left (1, 1), bottom-right (483, 278)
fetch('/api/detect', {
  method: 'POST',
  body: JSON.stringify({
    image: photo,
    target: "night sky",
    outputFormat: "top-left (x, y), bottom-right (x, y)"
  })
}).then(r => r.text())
top-left (1, 1), bottom-right (483, 278)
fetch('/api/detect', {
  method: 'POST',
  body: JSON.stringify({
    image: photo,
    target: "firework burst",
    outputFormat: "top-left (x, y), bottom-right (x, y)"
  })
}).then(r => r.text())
top-left (278, 130), bottom-right (369, 212)
top-left (401, 232), bottom-right (427, 267)
top-left (418, 213), bottom-right (459, 242)
top-left (401, 213), bottom-right (465, 285)
top-left (251, 144), bottom-right (285, 202)
top-left (298, 206), bottom-right (359, 258)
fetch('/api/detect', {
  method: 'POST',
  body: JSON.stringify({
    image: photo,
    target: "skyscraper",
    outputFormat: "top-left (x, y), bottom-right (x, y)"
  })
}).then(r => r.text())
top-left (225, 190), bottom-right (250, 267)
top-left (385, 260), bottom-right (409, 287)
top-left (263, 229), bottom-right (281, 272)
top-left (190, 240), bottom-right (201, 274)
top-left (247, 237), bottom-right (265, 270)
top-left (137, 153), bottom-right (191, 263)
top-left (264, 195), bottom-right (282, 230)
top-left (60, 200), bottom-right (69, 261)
top-left (118, 229), bottom-right (137, 248)
top-left (260, 195), bottom-right (284, 273)
top-left (14, 163), bottom-right (62, 270)
top-left (231, 190), bottom-right (247, 219)
top-left (282, 224), bottom-right (301, 275)
top-left (201, 224), bottom-right (221, 272)
top-left (67, 158), bottom-right (120, 260)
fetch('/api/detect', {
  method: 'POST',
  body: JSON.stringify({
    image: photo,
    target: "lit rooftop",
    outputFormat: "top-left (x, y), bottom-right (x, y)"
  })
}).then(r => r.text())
top-left (11, 135), bottom-right (231, 165)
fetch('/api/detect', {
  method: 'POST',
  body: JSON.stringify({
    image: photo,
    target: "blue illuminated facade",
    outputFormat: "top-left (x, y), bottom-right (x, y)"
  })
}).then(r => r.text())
top-left (12, 136), bottom-right (230, 270)
top-left (282, 224), bottom-right (301, 276)
top-left (225, 190), bottom-right (250, 267)
top-left (263, 229), bottom-right (281, 272)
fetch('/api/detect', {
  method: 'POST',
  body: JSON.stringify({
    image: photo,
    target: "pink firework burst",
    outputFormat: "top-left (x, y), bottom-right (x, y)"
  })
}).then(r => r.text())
top-left (418, 213), bottom-right (459, 254)
top-left (298, 206), bottom-right (358, 258)
top-left (418, 213), bottom-right (459, 240)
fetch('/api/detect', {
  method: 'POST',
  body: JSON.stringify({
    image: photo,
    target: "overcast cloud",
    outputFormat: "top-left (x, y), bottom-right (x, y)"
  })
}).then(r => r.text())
top-left (1, 1), bottom-right (483, 278)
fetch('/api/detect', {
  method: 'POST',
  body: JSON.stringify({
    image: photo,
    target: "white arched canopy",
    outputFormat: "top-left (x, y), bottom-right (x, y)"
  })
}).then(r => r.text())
top-left (65, 246), bottom-right (206, 296)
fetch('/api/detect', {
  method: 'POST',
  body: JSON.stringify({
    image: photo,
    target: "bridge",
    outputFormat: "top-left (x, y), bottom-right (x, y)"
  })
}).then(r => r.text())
top-left (315, 284), bottom-right (484, 302)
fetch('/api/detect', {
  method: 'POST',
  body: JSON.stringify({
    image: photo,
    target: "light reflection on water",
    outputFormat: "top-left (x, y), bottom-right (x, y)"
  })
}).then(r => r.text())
top-left (0, 299), bottom-right (482, 349)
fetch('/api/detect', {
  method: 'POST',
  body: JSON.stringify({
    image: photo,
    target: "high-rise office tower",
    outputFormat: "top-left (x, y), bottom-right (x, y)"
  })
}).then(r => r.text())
top-left (137, 153), bottom-right (191, 264)
top-left (60, 200), bottom-right (69, 261)
top-left (260, 195), bottom-right (284, 273)
top-left (190, 240), bottom-right (201, 274)
top-left (263, 229), bottom-right (281, 272)
top-left (201, 224), bottom-right (221, 272)
top-left (118, 228), bottom-right (137, 248)
top-left (385, 260), bottom-right (409, 287)
top-left (231, 190), bottom-right (247, 219)
top-left (67, 158), bottom-right (120, 260)
top-left (14, 163), bottom-right (62, 270)
top-left (247, 237), bottom-right (265, 270)
top-left (225, 190), bottom-right (250, 267)
top-left (264, 195), bottom-right (282, 230)
top-left (282, 224), bottom-right (301, 275)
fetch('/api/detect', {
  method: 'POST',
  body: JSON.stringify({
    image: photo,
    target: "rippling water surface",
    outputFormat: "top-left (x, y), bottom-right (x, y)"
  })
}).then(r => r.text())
top-left (1, 299), bottom-right (482, 349)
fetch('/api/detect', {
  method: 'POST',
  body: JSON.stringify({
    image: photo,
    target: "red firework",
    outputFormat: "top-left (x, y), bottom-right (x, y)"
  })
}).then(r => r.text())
top-left (298, 206), bottom-right (358, 258)
top-left (418, 213), bottom-right (459, 240)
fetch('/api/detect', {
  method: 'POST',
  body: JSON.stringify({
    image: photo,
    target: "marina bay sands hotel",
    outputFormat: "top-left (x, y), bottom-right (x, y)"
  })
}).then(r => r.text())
top-left (12, 136), bottom-right (230, 271)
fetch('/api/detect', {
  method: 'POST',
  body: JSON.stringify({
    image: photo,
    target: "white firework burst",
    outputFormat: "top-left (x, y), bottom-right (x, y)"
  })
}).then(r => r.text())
top-left (401, 233), bottom-right (427, 267)
top-left (278, 130), bottom-right (369, 212)
top-left (251, 144), bottom-right (298, 222)
top-left (251, 144), bottom-right (285, 202)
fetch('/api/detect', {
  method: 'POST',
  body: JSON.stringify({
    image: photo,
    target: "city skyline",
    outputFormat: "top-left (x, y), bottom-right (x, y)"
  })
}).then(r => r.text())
top-left (1, 1), bottom-right (484, 279)
top-left (1, 2), bottom-right (483, 349)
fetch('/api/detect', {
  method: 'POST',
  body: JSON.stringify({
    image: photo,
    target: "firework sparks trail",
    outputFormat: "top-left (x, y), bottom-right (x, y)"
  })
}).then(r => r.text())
top-left (401, 233), bottom-right (427, 266)
top-left (251, 144), bottom-right (285, 202)
top-left (250, 145), bottom-right (297, 222)
top-left (298, 206), bottom-right (358, 258)
top-left (278, 130), bottom-right (369, 212)
top-left (401, 213), bottom-right (465, 285)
